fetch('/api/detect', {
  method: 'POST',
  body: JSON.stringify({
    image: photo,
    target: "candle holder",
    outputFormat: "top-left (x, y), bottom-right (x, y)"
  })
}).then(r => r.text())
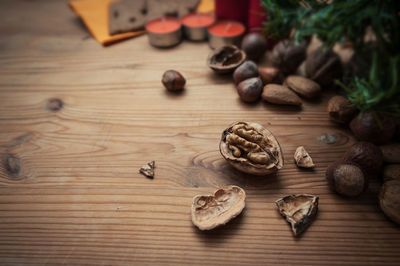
top-left (181, 13), bottom-right (215, 41)
top-left (145, 17), bottom-right (182, 48)
top-left (207, 20), bottom-right (245, 49)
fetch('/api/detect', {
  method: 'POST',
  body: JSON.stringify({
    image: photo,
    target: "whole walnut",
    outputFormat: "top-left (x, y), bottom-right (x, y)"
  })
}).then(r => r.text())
top-left (305, 47), bottom-right (343, 86)
top-left (271, 40), bottom-right (307, 75)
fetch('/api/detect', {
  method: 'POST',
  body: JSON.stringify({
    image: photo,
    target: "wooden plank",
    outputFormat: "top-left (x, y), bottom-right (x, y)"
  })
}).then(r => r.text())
top-left (0, 0), bottom-right (399, 265)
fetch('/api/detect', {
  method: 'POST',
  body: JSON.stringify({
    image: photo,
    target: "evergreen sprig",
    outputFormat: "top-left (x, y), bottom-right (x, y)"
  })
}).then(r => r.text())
top-left (261, 0), bottom-right (400, 115)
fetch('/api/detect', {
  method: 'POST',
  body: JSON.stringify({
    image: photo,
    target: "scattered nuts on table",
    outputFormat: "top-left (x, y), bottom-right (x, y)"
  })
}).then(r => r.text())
top-left (284, 75), bottom-right (321, 99)
top-left (294, 146), bottom-right (315, 168)
top-left (380, 143), bottom-right (400, 163)
top-left (343, 142), bottom-right (383, 178)
top-left (236, 77), bottom-right (263, 103)
top-left (275, 194), bottom-right (319, 236)
top-left (162, 70), bottom-right (186, 91)
top-left (379, 180), bottom-right (400, 225)
top-left (139, 161), bottom-right (155, 179)
top-left (219, 122), bottom-right (284, 175)
top-left (191, 185), bottom-right (246, 230)
top-left (327, 95), bottom-right (358, 124)
top-left (207, 45), bottom-right (246, 74)
top-left (326, 161), bottom-right (367, 197)
top-left (233, 60), bottom-right (259, 84)
top-left (262, 84), bottom-right (302, 106)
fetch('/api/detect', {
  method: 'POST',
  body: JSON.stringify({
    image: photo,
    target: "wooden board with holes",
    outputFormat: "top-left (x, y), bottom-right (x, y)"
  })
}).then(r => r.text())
top-left (0, 0), bottom-right (399, 265)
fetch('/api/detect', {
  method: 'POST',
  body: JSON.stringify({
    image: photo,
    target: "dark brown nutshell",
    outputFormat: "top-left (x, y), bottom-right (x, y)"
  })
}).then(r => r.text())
top-left (343, 141), bottom-right (383, 178)
top-left (237, 77), bottom-right (263, 103)
top-left (305, 47), bottom-right (343, 86)
top-left (379, 180), bottom-right (400, 225)
top-left (207, 45), bottom-right (246, 74)
top-left (271, 40), bottom-right (307, 75)
top-left (327, 95), bottom-right (358, 124)
top-left (233, 60), bottom-right (258, 84)
top-left (350, 112), bottom-right (396, 144)
top-left (162, 70), bottom-right (185, 91)
top-left (241, 33), bottom-right (268, 62)
top-left (258, 66), bottom-right (283, 85)
top-left (326, 161), bottom-right (367, 197)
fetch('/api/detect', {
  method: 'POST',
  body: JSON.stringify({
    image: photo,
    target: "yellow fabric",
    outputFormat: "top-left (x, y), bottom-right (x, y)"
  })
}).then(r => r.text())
top-left (69, 0), bottom-right (215, 45)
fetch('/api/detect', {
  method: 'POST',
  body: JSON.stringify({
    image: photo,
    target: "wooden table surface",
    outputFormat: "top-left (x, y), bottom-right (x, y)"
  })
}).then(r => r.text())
top-left (0, 1), bottom-right (399, 265)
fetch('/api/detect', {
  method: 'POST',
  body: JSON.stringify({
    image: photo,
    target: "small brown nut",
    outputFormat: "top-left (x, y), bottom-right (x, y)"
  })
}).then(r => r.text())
top-left (262, 84), bottom-right (302, 106)
top-left (379, 180), bottom-right (400, 225)
top-left (284, 75), bottom-right (321, 99)
top-left (236, 77), bottom-right (263, 103)
top-left (258, 66), bottom-right (283, 85)
top-left (241, 33), bottom-right (268, 62)
top-left (327, 95), bottom-right (358, 124)
top-left (305, 47), bottom-right (343, 86)
top-left (207, 45), bottom-right (246, 74)
top-left (350, 112), bottom-right (396, 145)
top-left (271, 39), bottom-right (307, 75)
top-left (233, 60), bottom-right (259, 84)
top-left (294, 146), bottom-right (315, 168)
top-left (380, 143), bottom-right (400, 163)
top-left (276, 194), bottom-right (319, 236)
top-left (325, 161), bottom-right (367, 197)
top-left (219, 122), bottom-right (284, 175)
top-left (383, 164), bottom-right (400, 182)
top-left (191, 185), bottom-right (246, 230)
top-left (343, 142), bottom-right (383, 178)
top-left (162, 70), bottom-right (185, 91)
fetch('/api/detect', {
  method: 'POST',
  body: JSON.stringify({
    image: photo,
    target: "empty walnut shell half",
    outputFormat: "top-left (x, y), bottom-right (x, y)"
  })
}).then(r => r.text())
top-left (207, 45), bottom-right (246, 74)
top-left (191, 185), bottom-right (246, 230)
top-left (220, 122), bottom-right (284, 175)
top-left (276, 194), bottom-right (319, 236)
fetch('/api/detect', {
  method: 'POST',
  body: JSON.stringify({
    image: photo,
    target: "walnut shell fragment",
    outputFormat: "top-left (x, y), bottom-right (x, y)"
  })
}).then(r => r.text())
top-left (191, 185), bottom-right (246, 230)
top-left (139, 161), bottom-right (155, 179)
top-left (207, 45), bottom-right (246, 74)
top-left (294, 146), bottom-right (315, 168)
top-left (276, 194), bottom-right (319, 236)
top-left (219, 122), bottom-right (284, 175)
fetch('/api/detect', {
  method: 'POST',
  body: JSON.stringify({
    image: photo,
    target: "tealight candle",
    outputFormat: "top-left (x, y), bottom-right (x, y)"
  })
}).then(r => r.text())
top-left (181, 13), bottom-right (216, 41)
top-left (208, 20), bottom-right (245, 49)
top-left (145, 17), bottom-right (182, 48)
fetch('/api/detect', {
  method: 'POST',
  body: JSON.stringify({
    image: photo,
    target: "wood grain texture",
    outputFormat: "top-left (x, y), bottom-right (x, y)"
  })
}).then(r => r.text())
top-left (0, 1), bottom-right (399, 265)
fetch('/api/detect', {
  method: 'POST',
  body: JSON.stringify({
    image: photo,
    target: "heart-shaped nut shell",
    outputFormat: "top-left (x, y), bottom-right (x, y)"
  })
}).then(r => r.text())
top-left (219, 122), bottom-right (284, 175)
top-left (191, 185), bottom-right (246, 230)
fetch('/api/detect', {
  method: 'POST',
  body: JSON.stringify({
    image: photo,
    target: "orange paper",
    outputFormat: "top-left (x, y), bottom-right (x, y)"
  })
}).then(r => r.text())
top-left (69, 0), bottom-right (215, 46)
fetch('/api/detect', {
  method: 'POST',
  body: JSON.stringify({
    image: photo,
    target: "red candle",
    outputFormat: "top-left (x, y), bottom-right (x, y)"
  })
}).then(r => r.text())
top-left (182, 13), bottom-right (216, 41)
top-left (208, 20), bottom-right (245, 49)
top-left (145, 17), bottom-right (182, 47)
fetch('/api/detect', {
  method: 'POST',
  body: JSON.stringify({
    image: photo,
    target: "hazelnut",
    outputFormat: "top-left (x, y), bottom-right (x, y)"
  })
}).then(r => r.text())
top-left (258, 66), bottom-right (283, 85)
top-left (343, 141), bottom-right (383, 178)
top-left (379, 180), bottom-right (400, 225)
top-left (233, 60), bottom-right (259, 84)
top-left (326, 161), bottom-right (367, 197)
top-left (350, 112), bottom-right (396, 144)
top-left (327, 95), bottom-right (358, 124)
top-left (241, 33), bottom-right (268, 62)
top-left (305, 47), bottom-right (343, 86)
top-left (207, 45), bottom-right (246, 74)
top-left (271, 40), bottom-right (307, 75)
top-left (162, 70), bottom-right (185, 91)
top-left (236, 77), bottom-right (263, 103)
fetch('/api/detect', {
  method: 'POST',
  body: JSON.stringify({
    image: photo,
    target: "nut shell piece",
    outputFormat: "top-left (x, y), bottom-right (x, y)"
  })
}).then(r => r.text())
top-left (191, 185), bottom-right (246, 230)
top-left (207, 45), bottom-right (246, 74)
top-left (219, 122), bottom-right (284, 175)
top-left (294, 146), bottom-right (315, 168)
top-left (276, 194), bottom-right (319, 236)
top-left (379, 180), bottom-right (400, 225)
